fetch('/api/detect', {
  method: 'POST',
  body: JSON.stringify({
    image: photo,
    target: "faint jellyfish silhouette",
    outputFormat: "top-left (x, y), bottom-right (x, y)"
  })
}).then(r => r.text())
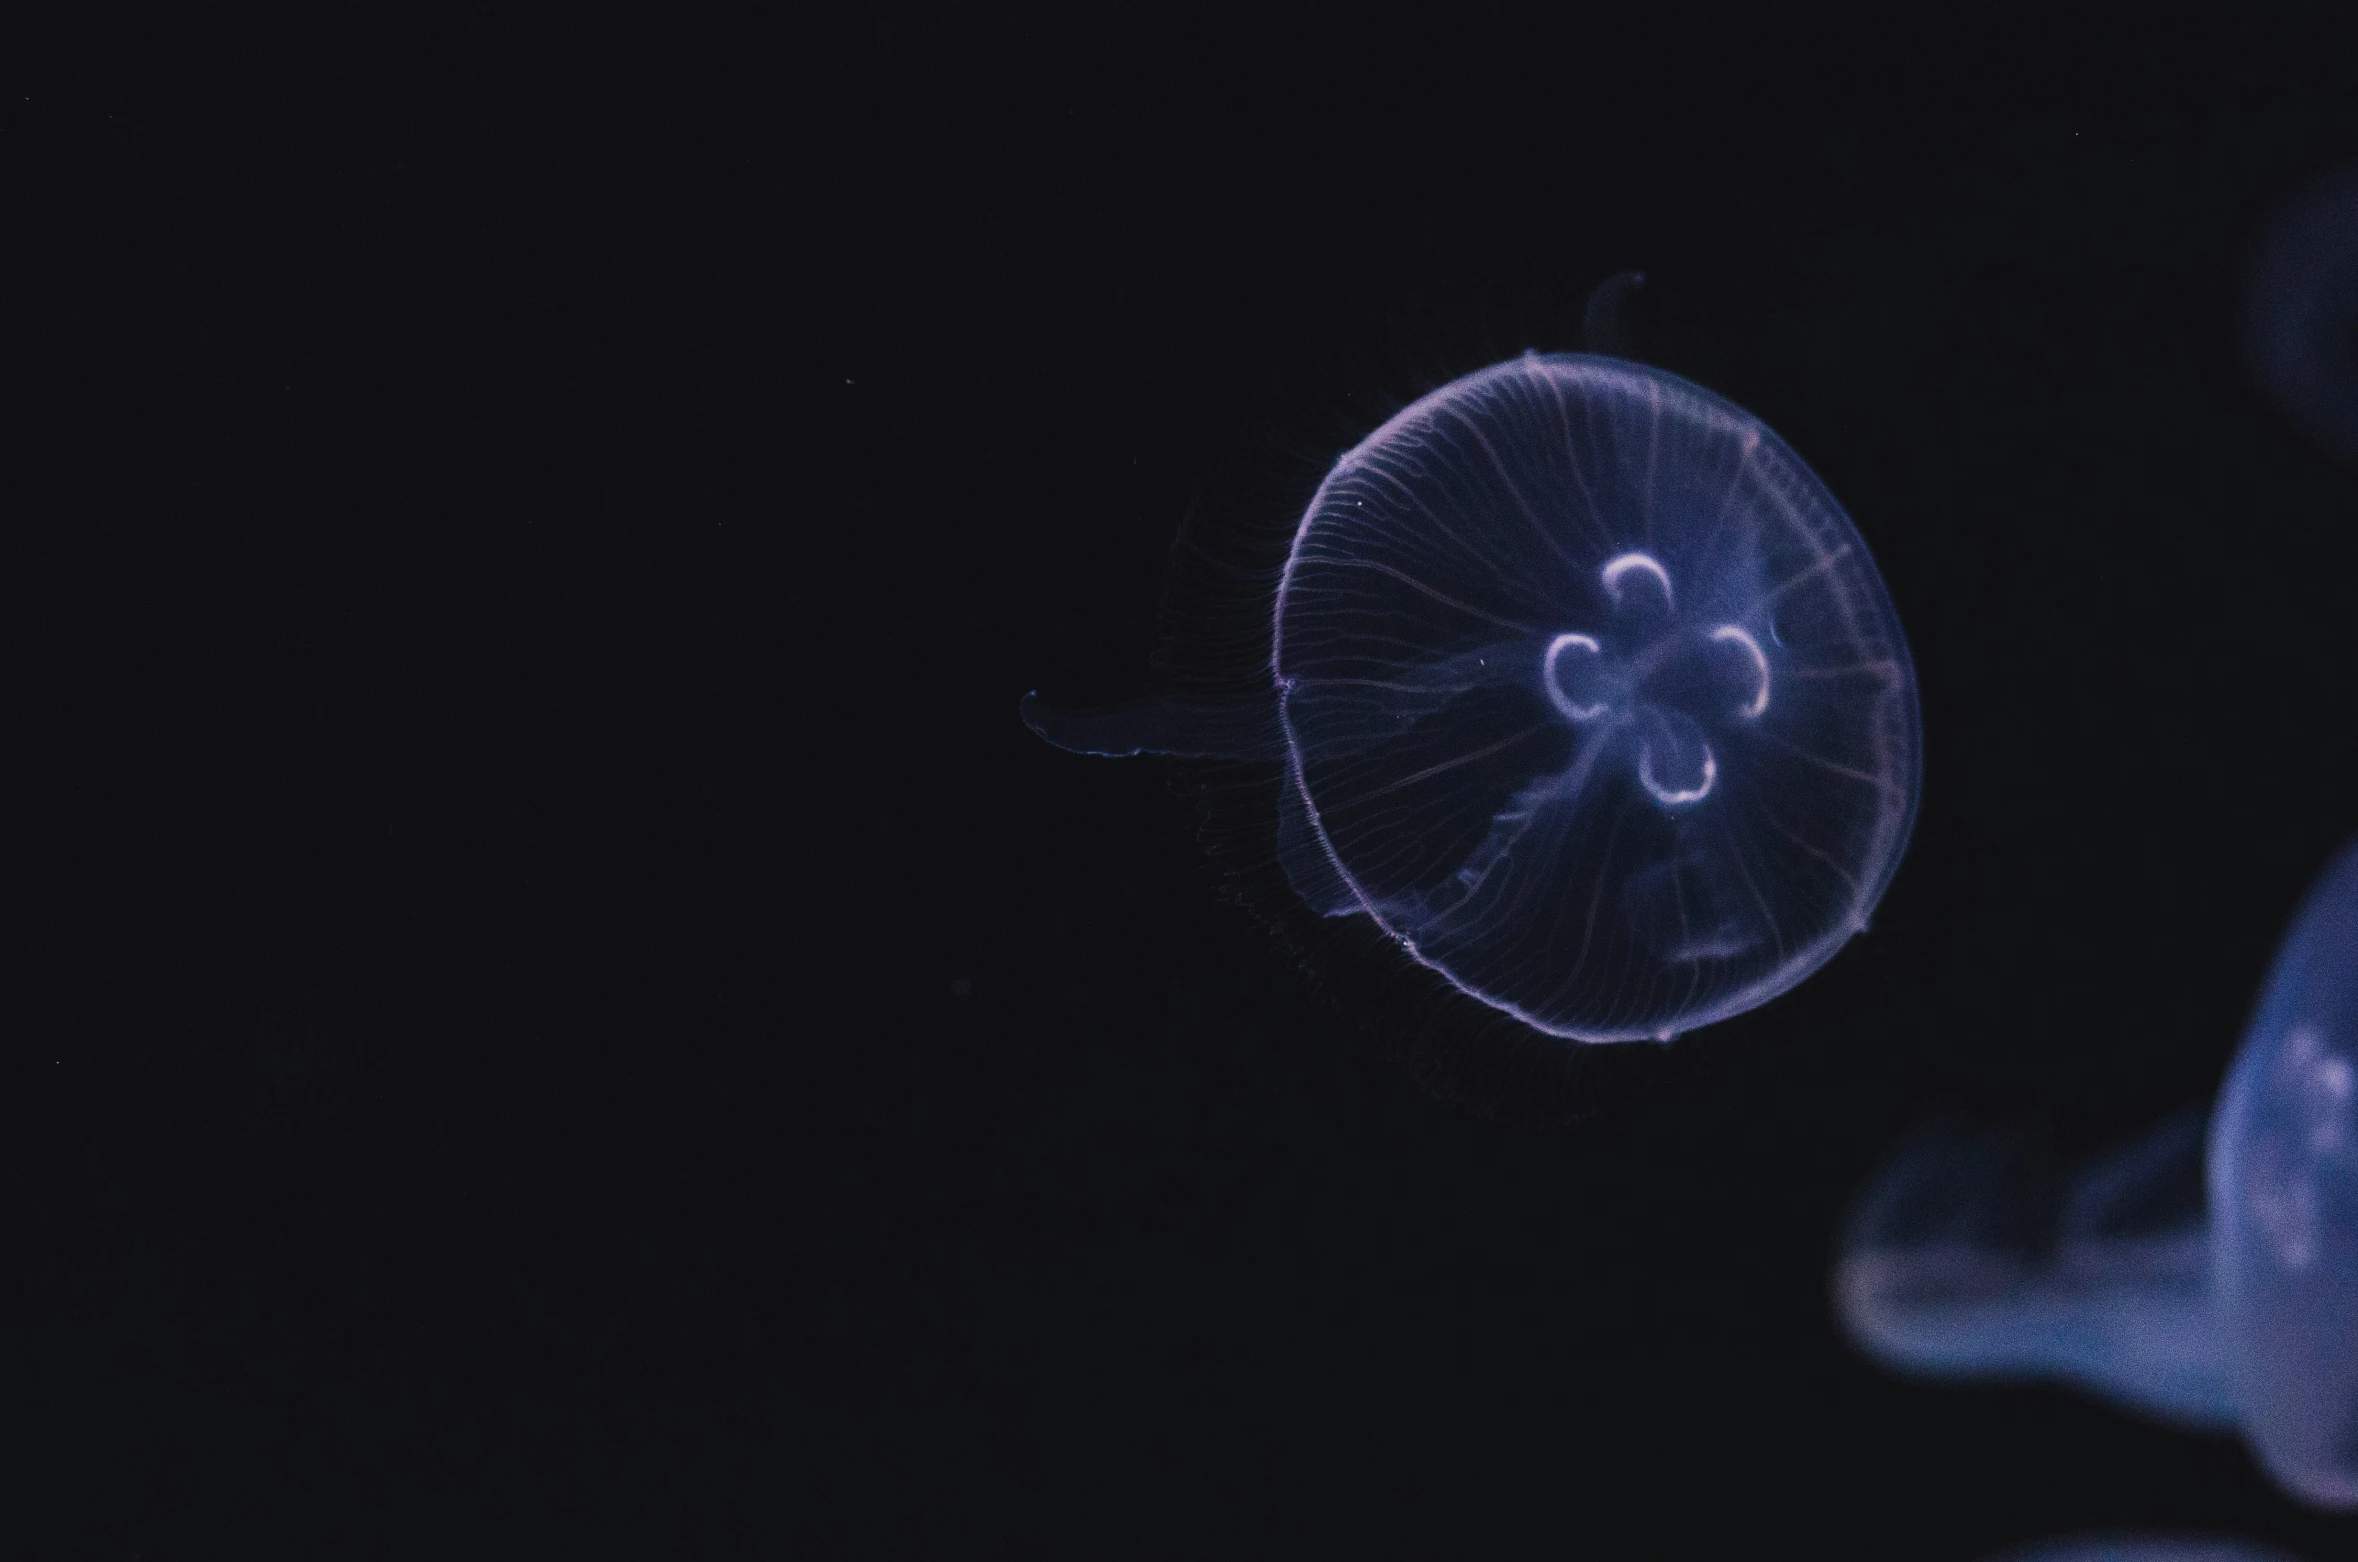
top-left (1987, 1537), bottom-right (2303, 1562)
top-left (1025, 350), bottom-right (1921, 1042)
top-left (1580, 270), bottom-right (1648, 359)
top-left (1838, 836), bottom-right (2358, 1509)
top-left (2211, 835), bottom-right (2358, 1507)
top-left (2246, 163), bottom-right (2358, 462)
top-left (1836, 1105), bottom-right (2231, 1429)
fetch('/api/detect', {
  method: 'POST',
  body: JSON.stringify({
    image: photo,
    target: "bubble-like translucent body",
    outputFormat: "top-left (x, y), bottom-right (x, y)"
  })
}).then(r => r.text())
top-left (1836, 1109), bottom-right (2233, 1430)
top-left (2247, 165), bottom-right (2358, 462)
top-left (1835, 839), bottom-right (2358, 1510)
top-left (1274, 354), bottom-right (1919, 1040)
top-left (2211, 837), bottom-right (2358, 1508)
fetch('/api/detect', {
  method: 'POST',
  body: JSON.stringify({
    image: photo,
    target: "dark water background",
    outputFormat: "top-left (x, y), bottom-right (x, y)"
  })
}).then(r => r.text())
top-left (11, 16), bottom-right (2358, 1558)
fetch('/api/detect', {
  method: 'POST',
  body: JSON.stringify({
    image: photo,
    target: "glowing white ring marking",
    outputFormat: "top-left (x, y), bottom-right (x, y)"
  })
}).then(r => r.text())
top-left (1639, 739), bottom-right (1716, 807)
top-left (1707, 624), bottom-right (1771, 718)
top-left (1601, 552), bottom-right (1674, 609)
top-left (1542, 633), bottom-right (1611, 721)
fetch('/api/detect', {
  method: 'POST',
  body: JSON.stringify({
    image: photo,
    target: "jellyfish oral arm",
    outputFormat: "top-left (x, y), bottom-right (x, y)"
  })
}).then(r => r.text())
top-left (1839, 1109), bottom-right (2237, 1432)
top-left (1836, 1241), bottom-right (2235, 1429)
top-left (1019, 689), bottom-right (1286, 760)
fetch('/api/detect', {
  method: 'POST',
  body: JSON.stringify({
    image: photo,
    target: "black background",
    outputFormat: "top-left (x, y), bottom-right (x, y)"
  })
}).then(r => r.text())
top-left (10, 15), bottom-right (2358, 1558)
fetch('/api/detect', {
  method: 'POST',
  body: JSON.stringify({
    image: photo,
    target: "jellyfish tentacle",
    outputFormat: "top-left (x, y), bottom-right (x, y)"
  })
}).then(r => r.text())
top-left (1019, 689), bottom-right (1285, 760)
top-left (1580, 269), bottom-right (1648, 360)
top-left (1837, 1113), bottom-right (2235, 1432)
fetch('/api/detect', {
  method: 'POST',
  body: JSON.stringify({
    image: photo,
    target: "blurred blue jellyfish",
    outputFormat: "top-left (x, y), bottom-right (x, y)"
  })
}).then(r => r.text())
top-left (2211, 836), bottom-right (2358, 1506)
top-left (1838, 836), bottom-right (2358, 1509)
top-left (2246, 163), bottom-right (2358, 462)
top-left (1027, 353), bottom-right (1921, 1042)
top-left (1837, 1106), bottom-right (2229, 1429)
top-left (1987, 1538), bottom-right (2302, 1562)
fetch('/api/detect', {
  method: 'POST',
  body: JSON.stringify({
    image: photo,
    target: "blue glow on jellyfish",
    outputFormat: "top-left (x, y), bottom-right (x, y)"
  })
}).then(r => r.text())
top-left (2246, 164), bottom-right (2358, 462)
top-left (1837, 836), bottom-right (2358, 1509)
top-left (1027, 353), bottom-right (1921, 1043)
top-left (2211, 836), bottom-right (2358, 1507)
top-left (1836, 1107), bottom-right (2231, 1429)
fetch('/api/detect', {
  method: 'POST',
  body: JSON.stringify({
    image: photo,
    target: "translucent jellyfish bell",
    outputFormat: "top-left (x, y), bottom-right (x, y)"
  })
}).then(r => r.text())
top-left (2246, 163), bottom-right (2358, 462)
top-left (1838, 836), bottom-right (2358, 1510)
top-left (1026, 353), bottom-right (1922, 1043)
top-left (1276, 356), bottom-right (1919, 1039)
top-left (2210, 836), bottom-right (2358, 1507)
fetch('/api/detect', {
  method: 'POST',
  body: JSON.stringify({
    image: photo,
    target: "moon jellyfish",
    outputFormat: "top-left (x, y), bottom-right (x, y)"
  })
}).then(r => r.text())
top-left (1838, 836), bottom-right (2358, 1509)
top-left (1025, 353), bottom-right (1921, 1042)
top-left (2246, 163), bottom-right (2358, 462)
top-left (1987, 1539), bottom-right (2302, 1562)
top-left (2211, 835), bottom-right (2358, 1507)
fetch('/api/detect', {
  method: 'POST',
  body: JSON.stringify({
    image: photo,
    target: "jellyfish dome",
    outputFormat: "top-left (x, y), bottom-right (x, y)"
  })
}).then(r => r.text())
top-left (2246, 164), bottom-right (2358, 462)
top-left (1273, 354), bottom-right (1919, 1040)
top-left (2210, 835), bottom-right (2358, 1507)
